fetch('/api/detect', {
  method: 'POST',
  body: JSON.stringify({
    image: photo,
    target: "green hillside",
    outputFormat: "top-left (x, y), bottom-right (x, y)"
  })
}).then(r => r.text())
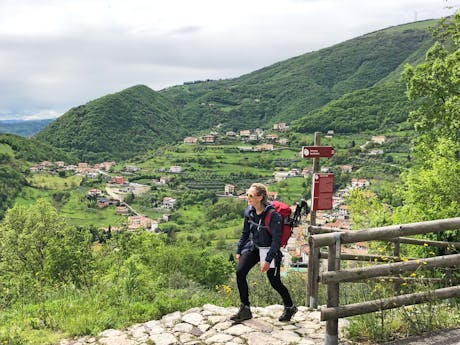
top-left (34, 85), bottom-right (186, 163)
top-left (34, 20), bottom-right (439, 163)
top-left (160, 20), bottom-right (437, 133)
top-left (0, 133), bottom-right (75, 218)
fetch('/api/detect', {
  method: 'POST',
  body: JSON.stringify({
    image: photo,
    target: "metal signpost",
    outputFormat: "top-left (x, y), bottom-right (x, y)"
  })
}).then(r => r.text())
top-left (312, 173), bottom-right (335, 211)
top-left (302, 132), bottom-right (335, 309)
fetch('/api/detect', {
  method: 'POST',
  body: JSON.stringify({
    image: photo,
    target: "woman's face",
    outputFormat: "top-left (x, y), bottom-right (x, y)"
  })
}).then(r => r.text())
top-left (247, 187), bottom-right (262, 207)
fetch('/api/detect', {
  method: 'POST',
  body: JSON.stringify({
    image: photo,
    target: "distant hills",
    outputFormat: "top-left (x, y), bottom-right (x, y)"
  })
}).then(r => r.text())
top-left (32, 19), bottom-right (438, 162)
top-left (0, 119), bottom-right (54, 137)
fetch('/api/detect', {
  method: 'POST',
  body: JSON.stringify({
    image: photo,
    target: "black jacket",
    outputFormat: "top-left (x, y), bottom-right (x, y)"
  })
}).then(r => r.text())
top-left (236, 204), bottom-right (282, 263)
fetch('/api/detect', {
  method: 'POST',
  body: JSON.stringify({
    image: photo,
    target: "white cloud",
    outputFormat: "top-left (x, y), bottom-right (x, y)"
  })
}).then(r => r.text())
top-left (0, 0), bottom-right (455, 120)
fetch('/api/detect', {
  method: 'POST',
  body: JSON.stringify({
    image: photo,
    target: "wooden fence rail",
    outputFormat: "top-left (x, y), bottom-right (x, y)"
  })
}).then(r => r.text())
top-left (321, 285), bottom-right (460, 321)
top-left (321, 253), bottom-right (460, 284)
top-left (311, 217), bottom-right (460, 247)
top-left (306, 217), bottom-right (460, 345)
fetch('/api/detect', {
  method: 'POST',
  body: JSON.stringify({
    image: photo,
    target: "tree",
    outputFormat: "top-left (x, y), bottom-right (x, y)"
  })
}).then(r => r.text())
top-left (0, 199), bottom-right (94, 302)
top-left (395, 14), bottom-right (460, 244)
top-left (403, 14), bottom-right (460, 146)
top-left (348, 189), bottom-right (391, 230)
top-left (393, 138), bottom-right (460, 222)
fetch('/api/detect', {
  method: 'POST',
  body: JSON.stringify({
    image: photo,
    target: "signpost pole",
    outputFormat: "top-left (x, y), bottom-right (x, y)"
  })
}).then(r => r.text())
top-left (310, 132), bottom-right (321, 225)
top-left (307, 132), bottom-right (321, 308)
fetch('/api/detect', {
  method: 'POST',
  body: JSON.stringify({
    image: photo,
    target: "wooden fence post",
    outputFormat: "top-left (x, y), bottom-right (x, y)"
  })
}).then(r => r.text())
top-left (325, 233), bottom-right (341, 345)
top-left (393, 238), bottom-right (401, 295)
top-left (307, 231), bottom-right (320, 308)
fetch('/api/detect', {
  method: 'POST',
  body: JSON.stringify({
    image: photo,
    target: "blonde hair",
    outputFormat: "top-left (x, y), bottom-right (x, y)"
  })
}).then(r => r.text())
top-left (250, 183), bottom-right (270, 206)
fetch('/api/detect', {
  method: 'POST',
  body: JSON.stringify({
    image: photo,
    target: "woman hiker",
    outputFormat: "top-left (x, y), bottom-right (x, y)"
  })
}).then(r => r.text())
top-left (230, 183), bottom-right (297, 322)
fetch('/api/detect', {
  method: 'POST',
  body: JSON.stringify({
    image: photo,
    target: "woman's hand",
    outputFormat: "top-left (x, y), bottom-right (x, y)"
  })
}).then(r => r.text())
top-left (236, 254), bottom-right (241, 262)
top-left (261, 262), bottom-right (270, 272)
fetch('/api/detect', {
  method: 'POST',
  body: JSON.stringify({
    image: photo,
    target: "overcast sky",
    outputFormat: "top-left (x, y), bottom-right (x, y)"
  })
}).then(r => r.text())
top-left (0, 0), bottom-right (455, 121)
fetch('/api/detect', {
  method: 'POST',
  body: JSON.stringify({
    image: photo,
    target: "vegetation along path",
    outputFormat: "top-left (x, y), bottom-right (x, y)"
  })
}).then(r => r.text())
top-left (59, 304), bottom-right (350, 345)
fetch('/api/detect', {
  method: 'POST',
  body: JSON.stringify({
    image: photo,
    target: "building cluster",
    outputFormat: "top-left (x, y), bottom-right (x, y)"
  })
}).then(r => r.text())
top-left (89, 183), bottom-right (175, 232)
top-left (30, 160), bottom-right (116, 176)
top-left (32, 132), bottom-right (383, 237)
top-left (183, 123), bottom-right (290, 146)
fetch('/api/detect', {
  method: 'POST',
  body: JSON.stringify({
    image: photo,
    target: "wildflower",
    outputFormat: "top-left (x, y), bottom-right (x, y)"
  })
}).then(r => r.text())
top-left (222, 285), bottom-right (232, 295)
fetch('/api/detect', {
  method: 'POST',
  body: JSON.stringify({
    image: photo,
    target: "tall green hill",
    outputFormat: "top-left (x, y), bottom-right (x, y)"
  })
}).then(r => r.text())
top-left (34, 85), bottom-right (185, 162)
top-left (160, 20), bottom-right (437, 133)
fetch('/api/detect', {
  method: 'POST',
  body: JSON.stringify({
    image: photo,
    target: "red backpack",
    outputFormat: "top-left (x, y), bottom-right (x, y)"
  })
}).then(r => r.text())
top-left (264, 200), bottom-right (293, 247)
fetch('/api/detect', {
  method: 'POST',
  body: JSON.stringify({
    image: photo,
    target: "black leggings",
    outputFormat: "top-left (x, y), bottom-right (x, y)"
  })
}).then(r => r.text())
top-left (236, 249), bottom-right (293, 307)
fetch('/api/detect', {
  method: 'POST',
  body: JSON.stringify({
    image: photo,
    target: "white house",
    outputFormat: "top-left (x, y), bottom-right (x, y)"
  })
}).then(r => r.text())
top-left (351, 178), bottom-right (370, 189)
top-left (162, 197), bottom-right (177, 209)
top-left (371, 135), bottom-right (386, 144)
top-left (340, 165), bottom-right (353, 173)
top-left (224, 184), bottom-right (235, 195)
top-left (159, 176), bottom-right (171, 185)
top-left (170, 166), bottom-right (183, 173)
top-left (183, 136), bottom-right (198, 144)
top-left (273, 123), bottom-right (288, 132)
top-left (273, 171), bottom-right (292, 182)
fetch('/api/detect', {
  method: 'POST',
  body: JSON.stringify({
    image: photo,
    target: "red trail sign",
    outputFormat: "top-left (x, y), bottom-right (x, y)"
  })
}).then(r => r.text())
top-left (302, 146), bottom-right (335, 158)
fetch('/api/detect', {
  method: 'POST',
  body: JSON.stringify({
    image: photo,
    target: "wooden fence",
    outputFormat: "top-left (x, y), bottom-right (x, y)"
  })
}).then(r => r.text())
top-left (305, 217), bottom-right (460, 345)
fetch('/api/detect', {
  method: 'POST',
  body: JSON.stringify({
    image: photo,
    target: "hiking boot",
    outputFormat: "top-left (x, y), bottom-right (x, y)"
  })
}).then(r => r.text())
top-left (278, 305), bottom-right (298, 322)
top-left (230, 304), bottom-right (252, 322)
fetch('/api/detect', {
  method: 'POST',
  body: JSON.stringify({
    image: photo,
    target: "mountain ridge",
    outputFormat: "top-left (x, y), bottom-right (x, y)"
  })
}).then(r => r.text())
top-left (33, 19), bottom-right (439, 162)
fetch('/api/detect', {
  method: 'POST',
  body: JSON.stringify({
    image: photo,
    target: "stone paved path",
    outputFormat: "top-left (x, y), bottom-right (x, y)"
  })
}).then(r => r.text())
top-left (381, 327), bottom-right (460, 345)
top-left (59, 304), bottom-right (351, 345)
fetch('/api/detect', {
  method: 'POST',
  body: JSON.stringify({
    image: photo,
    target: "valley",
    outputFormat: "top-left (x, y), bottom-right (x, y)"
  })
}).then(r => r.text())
top-left (16, 128), bottom-right (411, 247)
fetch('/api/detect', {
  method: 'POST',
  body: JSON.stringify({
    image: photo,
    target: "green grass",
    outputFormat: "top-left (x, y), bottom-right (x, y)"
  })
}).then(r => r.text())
top-left (59, 191), bottom-right (125, 228)
top-left (15, 187), bottom-right (56, 206)
top-left (270, 177), bottom-right (309, 205)
top-left (15, 184), bottom-right (126, 229)
top-left (0, 143), bottom-right (14, 156)
top-left (27, 174), bottom-right (83, 190)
